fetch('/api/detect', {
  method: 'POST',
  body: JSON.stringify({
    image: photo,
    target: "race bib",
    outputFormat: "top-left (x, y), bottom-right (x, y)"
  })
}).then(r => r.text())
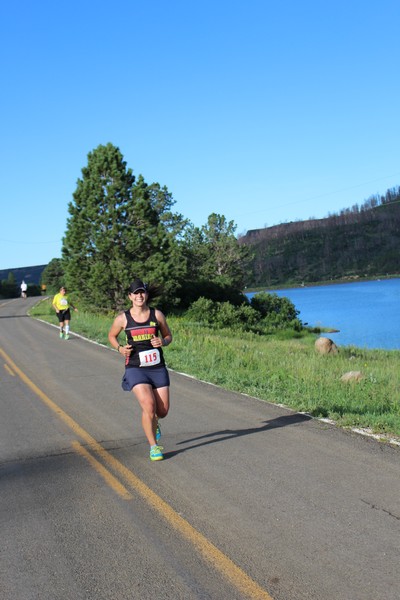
top-left (60, 298), bottom-right (68, 306)
top-left (138, 348), bottom-right (160, 367)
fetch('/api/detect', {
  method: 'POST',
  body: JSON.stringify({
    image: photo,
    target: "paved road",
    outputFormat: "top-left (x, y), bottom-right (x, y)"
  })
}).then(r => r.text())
top-left (1, 297), bottom-right (399, 600)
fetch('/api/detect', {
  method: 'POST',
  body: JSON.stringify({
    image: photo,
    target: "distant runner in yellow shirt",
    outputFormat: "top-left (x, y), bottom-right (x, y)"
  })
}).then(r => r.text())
top-left (52, 286), bottom-right (77, 340)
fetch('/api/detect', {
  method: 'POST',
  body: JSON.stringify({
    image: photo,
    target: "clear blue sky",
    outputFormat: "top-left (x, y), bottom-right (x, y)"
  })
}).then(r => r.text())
top-left (1, 0), bottom-right (399, 270)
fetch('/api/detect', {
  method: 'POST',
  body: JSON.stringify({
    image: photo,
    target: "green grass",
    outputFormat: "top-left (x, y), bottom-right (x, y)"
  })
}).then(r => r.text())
top-left (30, 299), bottom-right (400, 441)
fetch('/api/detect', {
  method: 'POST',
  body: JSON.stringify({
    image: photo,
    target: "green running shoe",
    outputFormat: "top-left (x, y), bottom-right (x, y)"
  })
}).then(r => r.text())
top-left (64, 334), bottom-right (70, 340)
top-left (59, 332), bottom-right (64, 339)
top-left (150, 445), bottom-right (164, 461)
top-left (155, 422), bottom-right (161, 442)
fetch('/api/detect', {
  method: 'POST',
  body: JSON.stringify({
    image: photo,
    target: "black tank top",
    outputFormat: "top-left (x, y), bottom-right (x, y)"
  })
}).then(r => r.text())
top-left (124, 307), bottom-right (165, 368)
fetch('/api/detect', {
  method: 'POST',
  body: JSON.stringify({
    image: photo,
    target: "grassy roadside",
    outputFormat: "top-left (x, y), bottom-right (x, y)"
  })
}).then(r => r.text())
top-left (30, 298), bottom-right (400, 441)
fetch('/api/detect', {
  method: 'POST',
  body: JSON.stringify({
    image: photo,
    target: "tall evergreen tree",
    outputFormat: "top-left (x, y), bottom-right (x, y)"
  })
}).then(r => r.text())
top-left (62, 143), bottom-right (187, 310)
top-left (124, 175), bottom-right (187, 307)
top-left (62, 143), bottom-right (134, 308)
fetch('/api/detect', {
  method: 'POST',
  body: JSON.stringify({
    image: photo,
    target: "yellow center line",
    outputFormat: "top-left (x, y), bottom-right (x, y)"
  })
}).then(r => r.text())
top-left (4, 363), bottom-right (15, 376)
top-left (72, 440), bottom-right (132, 500)
top-left (0, 346), bottom-right (274, 600)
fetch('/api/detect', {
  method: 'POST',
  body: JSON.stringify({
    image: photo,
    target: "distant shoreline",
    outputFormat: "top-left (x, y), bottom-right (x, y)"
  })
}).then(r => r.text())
top-left (245, 273), bottom-right (400, 293)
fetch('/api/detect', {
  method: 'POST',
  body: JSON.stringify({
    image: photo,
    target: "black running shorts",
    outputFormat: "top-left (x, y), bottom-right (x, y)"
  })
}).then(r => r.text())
top-left (121, 366), bottom-right (170, 391)
top-left (56, 309), bottom-right (71, 322)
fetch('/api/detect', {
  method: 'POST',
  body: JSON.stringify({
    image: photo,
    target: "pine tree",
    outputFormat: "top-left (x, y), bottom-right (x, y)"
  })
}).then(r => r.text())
top-left (124, 175), bottom-right (187, 307)
top-left (62, 143), bottom-right (187, 310)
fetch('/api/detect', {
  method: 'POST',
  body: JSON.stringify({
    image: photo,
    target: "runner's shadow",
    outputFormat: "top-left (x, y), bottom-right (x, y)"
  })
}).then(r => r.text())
top-left (165, 413), bottom-right (312, 458)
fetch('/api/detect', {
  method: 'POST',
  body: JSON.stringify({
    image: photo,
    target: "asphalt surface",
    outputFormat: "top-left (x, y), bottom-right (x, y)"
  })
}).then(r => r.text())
top-left (0, 297), bottom-right (399, 600)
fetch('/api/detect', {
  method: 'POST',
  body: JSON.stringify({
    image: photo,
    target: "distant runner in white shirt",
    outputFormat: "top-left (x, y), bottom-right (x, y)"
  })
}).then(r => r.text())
top-left (20, 280), bottom-right (27, 299)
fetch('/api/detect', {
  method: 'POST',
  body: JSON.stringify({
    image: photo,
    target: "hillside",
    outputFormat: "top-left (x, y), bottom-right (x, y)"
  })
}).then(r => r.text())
top-left (0, 264), bottom-right (46, 285)
top-left (239, 187), bottom-right (400, 287)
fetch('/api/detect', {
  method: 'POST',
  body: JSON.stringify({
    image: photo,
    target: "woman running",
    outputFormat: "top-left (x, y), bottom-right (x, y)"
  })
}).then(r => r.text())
top-left (108, 279), bottom-right (172, 462)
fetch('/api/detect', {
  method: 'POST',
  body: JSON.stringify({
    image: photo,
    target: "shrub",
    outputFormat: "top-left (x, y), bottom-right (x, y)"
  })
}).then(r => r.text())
top-left (214, 302), bottom-right (242, 328)
top-left (235, 304), bottom-right (260, 331)
top-left (186, 295), bottom-right (302, 333)
top-left (186, 297), bottom-right (216, 325)
top-left (251, 292), bottom-right (299, 321)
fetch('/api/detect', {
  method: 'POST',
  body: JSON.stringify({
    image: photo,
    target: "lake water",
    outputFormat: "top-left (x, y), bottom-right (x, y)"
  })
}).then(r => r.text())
top-left (247, 278), bottom-right (400, 351)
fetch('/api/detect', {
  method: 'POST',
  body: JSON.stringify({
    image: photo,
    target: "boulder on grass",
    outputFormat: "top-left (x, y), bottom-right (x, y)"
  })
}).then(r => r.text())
top-left (315, 337), bottom-right (338, 355)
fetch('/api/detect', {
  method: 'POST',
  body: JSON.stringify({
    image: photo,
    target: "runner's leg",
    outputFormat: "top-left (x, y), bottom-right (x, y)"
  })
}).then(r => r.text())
top-left (132, 384), bottom-right (158, 446)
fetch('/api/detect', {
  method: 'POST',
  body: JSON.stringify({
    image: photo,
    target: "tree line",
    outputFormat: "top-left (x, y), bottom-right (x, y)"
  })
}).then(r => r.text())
top-left (41, 143), bottom-right (253, 312)
top-left (38, 142), bottom-right (300, 332)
